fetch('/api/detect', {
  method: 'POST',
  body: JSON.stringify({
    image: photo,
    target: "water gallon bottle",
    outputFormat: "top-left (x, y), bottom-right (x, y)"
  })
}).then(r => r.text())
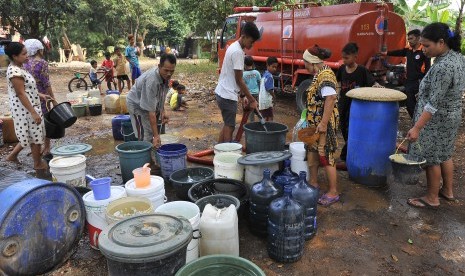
top-left (292, 171), bottom-right (319, 240)
top-left (199, 203), bottom-right (239, 256)
top-left (249, 169), bottom-right (283, 236)
top-left (272, 159), bottom-right (299, 189)
top-left (267, 185), bottom-right (305, 263)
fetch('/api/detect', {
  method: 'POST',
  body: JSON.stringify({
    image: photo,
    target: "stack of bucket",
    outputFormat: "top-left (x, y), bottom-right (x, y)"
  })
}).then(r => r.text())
top-left (125, 174), bottom-right (166, 210)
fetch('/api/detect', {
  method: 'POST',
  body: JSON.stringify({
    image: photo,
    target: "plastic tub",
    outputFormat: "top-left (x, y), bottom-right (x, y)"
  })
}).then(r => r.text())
top-left (243, 122), bottom-right (288, 153)
top-left (125, 176), bottom-right (166, 209)
top-left (195, 194), bottom-right (240, 212)
top-left (83, 186), bottom-right (127, 249)
top-left (213, 142), bottom-right (243, 155)
top-left (105, 197), bottom-right (154, 225)
top-left (155, 201), bottom-right (201, 263)
top-left (169, 167), bottom-right (214, 200)
top-left (213, 152), bottom-right (244, 181)
top-left (72, 104), bottom-right (87, 117)
top-left (89, 177), bottom-right (111, 200)
top-left (389, 153), bottom-right (426, 185)
top-left (89, 104), bottom-right (102, 116)
top-left (115, 141), bottom-right (153, 183)
top-left (175, 255), bottom-right (265, 276)
top-left (49, 155), bottom-right (86, 187)
top-left (157, 144), bottom-right (188, 179)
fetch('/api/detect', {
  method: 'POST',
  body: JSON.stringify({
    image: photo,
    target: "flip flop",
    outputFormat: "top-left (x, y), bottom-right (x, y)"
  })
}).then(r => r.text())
top-left (318, 193), bottom-right (340, 206)
top-left (438, 190), bottom-right (456, 202)
top-left (407, 198), bottom-right (439, 209)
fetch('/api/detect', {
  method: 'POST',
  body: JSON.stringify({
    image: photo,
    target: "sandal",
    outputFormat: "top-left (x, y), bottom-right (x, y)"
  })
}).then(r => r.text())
top-left (407, 198), bottom-right (439, 209)
top-left (438, 190), bottom-right (456, 202)
top-left (318, 193), bottom-right (340, 206)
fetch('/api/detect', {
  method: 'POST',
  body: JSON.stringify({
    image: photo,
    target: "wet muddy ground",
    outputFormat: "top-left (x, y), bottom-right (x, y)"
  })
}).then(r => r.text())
top-left (1, 59), bottom-right (465, 275)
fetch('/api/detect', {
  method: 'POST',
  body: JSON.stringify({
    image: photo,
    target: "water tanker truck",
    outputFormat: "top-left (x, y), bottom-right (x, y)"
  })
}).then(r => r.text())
top-left (218, 3), bottom-right (407, 111)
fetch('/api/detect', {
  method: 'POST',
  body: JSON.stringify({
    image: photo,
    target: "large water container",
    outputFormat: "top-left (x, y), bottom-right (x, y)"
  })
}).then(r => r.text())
top-left (249, 169), bottom-right (283, 236)
top-left (199, 203), bottom-right (239, 256)
top-left (112, 115), bottom-right (131, 141)
top-left (272, 159), bottom-right (299, 189)
top-left (105, 94), bottom-right (121, 114)
top-left (347, 100), bottom-right (399, 187)
top-left (291, 171), bottom-right (319, 240)
top-left (267, 185), bottom-right (305, 263)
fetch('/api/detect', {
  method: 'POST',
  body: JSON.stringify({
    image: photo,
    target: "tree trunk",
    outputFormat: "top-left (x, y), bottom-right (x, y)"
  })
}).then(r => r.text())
top-left (455, 0), bottom-right (465, 34)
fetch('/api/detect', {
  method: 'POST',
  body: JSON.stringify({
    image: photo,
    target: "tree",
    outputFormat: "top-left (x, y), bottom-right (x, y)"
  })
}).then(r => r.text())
top-left (146, 2), bottom-right (190, 46)
top-left (0, 0), bottom-right (78, 39)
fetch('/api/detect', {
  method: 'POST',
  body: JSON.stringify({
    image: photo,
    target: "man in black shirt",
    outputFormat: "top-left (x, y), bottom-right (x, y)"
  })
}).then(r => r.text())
top-left (383, 29), bottom-right (431, 118)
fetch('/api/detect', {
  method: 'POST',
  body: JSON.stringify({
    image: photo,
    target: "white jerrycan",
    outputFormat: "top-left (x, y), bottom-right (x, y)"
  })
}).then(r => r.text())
top-left (199, 203), bottom-right (239, 256)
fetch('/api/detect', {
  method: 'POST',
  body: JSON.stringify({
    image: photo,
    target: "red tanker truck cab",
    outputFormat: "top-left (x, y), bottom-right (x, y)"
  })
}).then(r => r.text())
top-left (218, 3), bottom-right (406, 111)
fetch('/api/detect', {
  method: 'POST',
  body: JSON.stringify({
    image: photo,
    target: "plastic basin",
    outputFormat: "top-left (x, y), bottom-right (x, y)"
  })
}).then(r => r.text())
top-left (175, 254), bottom-right (265, 276)
top-left (243, 122), bottom-right (288, 153)
top-left (169, 167), bottom-right (214, 200)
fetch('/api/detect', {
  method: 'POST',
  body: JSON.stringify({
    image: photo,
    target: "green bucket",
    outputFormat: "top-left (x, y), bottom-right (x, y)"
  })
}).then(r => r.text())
top-left (72, 104), bottom-right (87, 118)
top-left (175, 255), bottom-right (265, 276)
top-left (115, 141), bottom-right (153, 183)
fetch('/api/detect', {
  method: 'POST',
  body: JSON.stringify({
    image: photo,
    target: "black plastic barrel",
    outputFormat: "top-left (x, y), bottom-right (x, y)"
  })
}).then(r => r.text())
top-left (244, 122), bottom-right (288, 153)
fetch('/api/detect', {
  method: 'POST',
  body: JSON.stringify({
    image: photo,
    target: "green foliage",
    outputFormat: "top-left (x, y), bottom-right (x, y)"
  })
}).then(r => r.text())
top-left (146, 2), bottom-right (191, 46)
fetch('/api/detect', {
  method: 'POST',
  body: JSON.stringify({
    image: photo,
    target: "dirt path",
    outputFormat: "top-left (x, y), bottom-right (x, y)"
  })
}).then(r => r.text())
top-left (1, 59), bottom-right (464, 275)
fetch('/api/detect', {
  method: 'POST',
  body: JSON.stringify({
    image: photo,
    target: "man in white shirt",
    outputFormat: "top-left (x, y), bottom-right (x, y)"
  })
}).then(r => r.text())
top-left (215, 22), bottom-right (261, 143)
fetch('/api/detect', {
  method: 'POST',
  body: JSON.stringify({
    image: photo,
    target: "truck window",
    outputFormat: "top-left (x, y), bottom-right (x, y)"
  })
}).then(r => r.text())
top-left (220, 17), bottom-right (238, 48)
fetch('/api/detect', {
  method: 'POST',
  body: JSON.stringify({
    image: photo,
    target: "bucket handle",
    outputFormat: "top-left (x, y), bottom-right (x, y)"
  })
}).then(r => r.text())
top-left (120, 125), bottom-right (135, 137)
top-left (192, 229), bottom-right (202, 239)
top-left (395, 138), bottom-right (424, 168)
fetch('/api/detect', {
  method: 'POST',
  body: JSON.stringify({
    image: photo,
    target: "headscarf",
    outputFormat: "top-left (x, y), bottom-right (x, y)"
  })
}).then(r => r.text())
top-left (303, 49), bottom-right (323, 64)
top-left (24, 39), bottom-right (44, 57)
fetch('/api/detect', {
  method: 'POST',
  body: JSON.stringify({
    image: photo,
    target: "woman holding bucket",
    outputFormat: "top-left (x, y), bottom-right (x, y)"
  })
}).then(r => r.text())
top-left (2, 41), bottom-right (47, 171)
top-left (302, 45), bottom-right (339, 206)
top-left (406, 23), bottom-right (465, 209)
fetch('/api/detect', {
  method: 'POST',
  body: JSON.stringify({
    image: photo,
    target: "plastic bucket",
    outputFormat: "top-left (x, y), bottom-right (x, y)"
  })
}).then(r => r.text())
top-left (290, 158), bottom-right (310, 181)
top-left (175, 255), bottom-right (266, 276)
top-left (44, 112), bottom-right (65, 139)
top-left (155, 201), bottom-right (201, 263)
top-left (389, 154), bottom-right (426, 185)
top-left (115, 141), bottom-right (153, 183)
top-left (89, 177), bottom-right (111, 200)
top-left (289, 142), bottom-right (306, 161)
top-left (49, 155), bottom-right (86, 187)
top-left (125, 176), bottom-right (167, 209)
top-left (83, 186), bottom-right (127, 249)
top-left (195, 194), bottom-right (241, 213)
top-left (49, 102), bottom-right (77, 128)
top-left (169, 167), bottom-right (214, 200)
top-left (105, 197), bottom-right (154, 225)
top-left (72, 104), bottom-right (87, 117)
top-left (243, 122), bottom-right (288, 153)
top-left (214, 143), bottom-right (243, 155)
top-left (213, 152), bottom-right (244, 181)
top-left (157, 144), bottom-right (188, 179)
top-left (244, 163), bottom-right (279, 189)
top-left (89, 104), bottom-right (102, 116)
top-left (121, 121), bottom-right (137, 142)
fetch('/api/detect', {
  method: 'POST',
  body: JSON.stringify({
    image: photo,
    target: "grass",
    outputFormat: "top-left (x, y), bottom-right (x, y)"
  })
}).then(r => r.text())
top-left (174, 59), bottom-right (218, 75)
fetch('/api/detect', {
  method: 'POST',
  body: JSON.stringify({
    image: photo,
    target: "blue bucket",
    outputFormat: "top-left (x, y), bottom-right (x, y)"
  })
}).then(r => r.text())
top-left (157, 143), bottom-right (188, 179)
top-left (89, 177), bottom-right (111, 200)
top-left (115, 141), bottom-right (153, 183)
top-left (106, 90), bottom-right (120, 95)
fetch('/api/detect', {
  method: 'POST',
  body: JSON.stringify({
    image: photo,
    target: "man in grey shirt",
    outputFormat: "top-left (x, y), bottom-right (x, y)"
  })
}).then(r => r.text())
top-left (126, 54), bottom-right (176, 148)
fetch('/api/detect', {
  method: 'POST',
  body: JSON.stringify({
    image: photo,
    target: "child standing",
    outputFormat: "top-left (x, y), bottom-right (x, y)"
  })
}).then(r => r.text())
top-left (113, 47), bottom-right (131, 93)
top-left (259, 57), bottom-right (278, 121)
top-left (242, 56), bottom-right (261, 122)
top-left (170, 84), bottom-right (188, 111)
top-left (89, 60), bottom-right (102, 94)
top-left (125, 34), bottom-right (141, 85)
top-left (101, 52), bottom-right (114, 90)
top-left (336, 42), bottom-right (382, 162)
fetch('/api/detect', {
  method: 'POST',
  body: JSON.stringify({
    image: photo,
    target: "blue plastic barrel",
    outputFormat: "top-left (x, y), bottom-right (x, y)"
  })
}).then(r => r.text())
top-left (0, 178), bottom-right (85, 275)
top-left (115, 141), bottom-right (153, 183)
top-left (112, 115), bottom-right (131, 140)
top-left (347, 100), bottom-right (399, 187)
top-left (157, 143), bottom-right (187, 178)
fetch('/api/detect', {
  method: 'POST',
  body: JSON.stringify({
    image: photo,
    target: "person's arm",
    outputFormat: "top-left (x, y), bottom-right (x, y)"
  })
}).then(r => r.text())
top-left (385, 48), bottom-right (407, 57)
top-left (11, 77), bottom-right (41, 124)
top-left (363, 66), bottom-right (383, 87)
top-left (148, 111), bottom-right (161, 148)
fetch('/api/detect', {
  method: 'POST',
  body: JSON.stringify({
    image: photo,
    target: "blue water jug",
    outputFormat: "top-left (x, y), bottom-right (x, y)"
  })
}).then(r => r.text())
top-left (249, 169), bottom-right (283, 236)
top-left (272, 159), bottom-right (299, 189)
top-left (292, 171), bottom-right (319, 240)
top-left (267, 185), bottom-right (305, 263)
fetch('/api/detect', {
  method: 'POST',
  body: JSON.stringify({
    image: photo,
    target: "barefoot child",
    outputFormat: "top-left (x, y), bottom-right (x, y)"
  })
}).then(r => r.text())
top-left (89, 60), bottom-right (102, 94)
top-left (170, 84), bottom-right (188, 111)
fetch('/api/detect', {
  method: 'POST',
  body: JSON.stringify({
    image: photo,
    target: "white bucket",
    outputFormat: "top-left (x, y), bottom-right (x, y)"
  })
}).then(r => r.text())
top-left (213, 152), bottom-right (244, 181)
top-left (155, 201), bottom-right (201, 263)
top-left (83, 186), bottom-right (127, 249)
top-left (244, 163), bottom-right (280, 190)
top-left (125, 176), bottom-right (167, 209)
top-left (213, 143), bottom-right (243, 156)
top-left (49, 155), bottom-right (87, 187)
top-left (290, 157), bottom-right (310, 181)
top-left (289, 142), bottom-right (306, 161)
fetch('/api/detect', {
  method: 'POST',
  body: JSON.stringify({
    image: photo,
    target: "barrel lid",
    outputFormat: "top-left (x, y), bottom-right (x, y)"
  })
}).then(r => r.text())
top-left (238, 151), bottom-right (292, 165)
top-left (49, 154), bottom-right (86, 168)
top-left (346, 87), bottom-right (407, 102)
top-left (99, 214), bottom-right (192, 262)
top-left (51, 143), bottom-right (92, 156)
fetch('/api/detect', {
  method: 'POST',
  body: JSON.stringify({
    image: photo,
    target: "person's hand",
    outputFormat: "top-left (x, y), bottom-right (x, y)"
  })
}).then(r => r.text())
top-left (316, 122), bottom-right (327, 134)
top-left (32, 111), bottom-right (42, 125)
top-left (152, 135), bottom-right (161, 149)
top-left (38, 93), bottom-right (51, 101)
top-left (407, 126), bottom-right (420, 142)
top-left (162, 113), bottom-right (169, 124)
top-left (248, 98), bottom-right (258, 110)
top-left (373, 83), bottom-right (384, 88)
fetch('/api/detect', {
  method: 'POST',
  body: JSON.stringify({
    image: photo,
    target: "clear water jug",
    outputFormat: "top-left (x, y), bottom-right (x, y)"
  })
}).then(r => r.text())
top-left (292, 171), bottom-right (319, 240)
top-left (272, 159), bottom-right (299, 189)
top-left (267, 185), bottom-right (305, 263)
top-left (249, 169), bottom-right (283, 236)
top-left (199, 203), bottom-right (239, 256)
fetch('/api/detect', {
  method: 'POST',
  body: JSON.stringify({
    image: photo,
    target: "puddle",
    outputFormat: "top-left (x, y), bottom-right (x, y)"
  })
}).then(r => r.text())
top-left (83, 135), bottom-right (122, 156)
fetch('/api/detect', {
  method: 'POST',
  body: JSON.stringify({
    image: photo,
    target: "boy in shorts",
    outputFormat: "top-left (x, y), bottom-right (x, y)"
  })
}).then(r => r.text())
top-left (114, 47), bottom-right (131, 93)
top-left (89, 60), bottom-right (102, 94)
top-left (125, 34), bottom-right (141, 85)
top-left (259, 56), bottom-right (278, 121)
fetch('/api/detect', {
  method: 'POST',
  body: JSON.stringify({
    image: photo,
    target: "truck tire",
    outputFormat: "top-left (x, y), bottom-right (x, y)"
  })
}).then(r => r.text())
top-left (296, 79), bottom-right (311, 113)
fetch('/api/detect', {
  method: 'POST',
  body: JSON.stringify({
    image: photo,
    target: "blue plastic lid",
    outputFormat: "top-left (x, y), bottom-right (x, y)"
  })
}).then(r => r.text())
top-left (51, 143), bottom-right (92, 156)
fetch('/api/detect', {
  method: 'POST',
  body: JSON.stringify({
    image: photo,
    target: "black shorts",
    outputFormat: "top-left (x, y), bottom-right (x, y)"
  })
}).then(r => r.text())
top-left (216, 94), bottom-right (237, 127)
top-left (117, 75), bottom-right (130, 81)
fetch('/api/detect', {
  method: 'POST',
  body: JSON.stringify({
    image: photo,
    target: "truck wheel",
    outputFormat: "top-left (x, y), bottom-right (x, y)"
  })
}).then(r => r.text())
top-left (296, 79), bottom-right (311, 113)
